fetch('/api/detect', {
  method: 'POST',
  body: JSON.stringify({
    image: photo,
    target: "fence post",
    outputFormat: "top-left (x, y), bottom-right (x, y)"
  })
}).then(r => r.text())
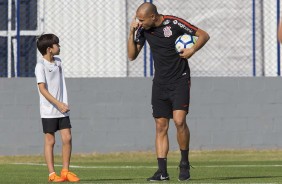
top-left (7, 0), bottom-right (12, 78)
top-left (277, 0), bottom-right (281, 76)
top-left (150, 0), bottom-right (153, 77)
top-left (143, 0), bottom-right (147, 77)
top-left (16, 0), bottom-right (21, 77)
top-left (252, 0), bottom-right (256, 76)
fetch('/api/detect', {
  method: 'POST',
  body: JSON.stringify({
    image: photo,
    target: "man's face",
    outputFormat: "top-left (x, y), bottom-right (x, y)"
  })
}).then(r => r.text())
top-left (136, 11), bottom-right (155, 30)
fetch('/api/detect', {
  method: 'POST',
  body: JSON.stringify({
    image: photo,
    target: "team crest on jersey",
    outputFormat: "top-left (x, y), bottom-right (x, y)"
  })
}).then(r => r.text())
top-left (163, 19), bottom-right (170, 25)
top-left (163, 26), bottom-right (172, 37)
top-left (173, 20), bottom-right (178, 24)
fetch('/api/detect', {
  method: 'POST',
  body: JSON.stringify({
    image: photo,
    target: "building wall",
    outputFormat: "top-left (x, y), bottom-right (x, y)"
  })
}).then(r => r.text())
top-left (1, 77), bottom-right (282, 155)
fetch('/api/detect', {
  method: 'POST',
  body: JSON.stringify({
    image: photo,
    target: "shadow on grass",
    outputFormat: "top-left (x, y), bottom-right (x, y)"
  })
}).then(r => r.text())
top-left (80, 178), bottom-right (144, 182)
top-left (193, 175), bottom-right (282, 181)
top-left (218, 175), bottom-right (282, 181)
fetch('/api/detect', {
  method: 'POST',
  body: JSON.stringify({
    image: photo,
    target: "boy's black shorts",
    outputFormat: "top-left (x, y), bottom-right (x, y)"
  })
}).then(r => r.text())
top-left (42, 116), bottom-right (72, 133)
top-left (152, 78), bottom-right (191, 119)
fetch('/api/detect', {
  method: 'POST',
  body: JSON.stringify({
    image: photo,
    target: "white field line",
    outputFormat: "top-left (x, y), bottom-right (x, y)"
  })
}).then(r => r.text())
top-left (11, 163), bottom-right (282, 169)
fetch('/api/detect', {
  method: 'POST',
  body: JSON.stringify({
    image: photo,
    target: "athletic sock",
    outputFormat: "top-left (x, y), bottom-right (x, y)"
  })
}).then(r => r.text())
top-left (157, 158), bottom-right (167, 174)
top-left (49, 172), bottom-right (55, 176)
top-left (180, 149), bottom-right (189, 163)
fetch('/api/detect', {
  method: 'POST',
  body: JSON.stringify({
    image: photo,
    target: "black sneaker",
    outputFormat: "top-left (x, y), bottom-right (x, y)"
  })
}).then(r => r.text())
top-left (178, 161), bottom-right (190, 181)
top-left (147, 169), bottom-right (170, 181)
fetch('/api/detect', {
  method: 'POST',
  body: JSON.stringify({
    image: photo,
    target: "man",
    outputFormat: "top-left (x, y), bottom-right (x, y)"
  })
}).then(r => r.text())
top-left (127, 2), bottom-right (210, 181)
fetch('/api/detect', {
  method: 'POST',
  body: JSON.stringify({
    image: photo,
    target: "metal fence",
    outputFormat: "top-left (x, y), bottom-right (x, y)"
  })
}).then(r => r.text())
top-left (0, 0), bottom-right (281, 77)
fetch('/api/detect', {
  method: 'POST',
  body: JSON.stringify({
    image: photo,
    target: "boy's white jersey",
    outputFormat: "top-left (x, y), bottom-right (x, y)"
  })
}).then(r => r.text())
top-left (35, 57), bottom-right (69, 118)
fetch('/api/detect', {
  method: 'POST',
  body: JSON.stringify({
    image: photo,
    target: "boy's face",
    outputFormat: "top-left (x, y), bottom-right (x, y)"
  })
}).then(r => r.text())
top-left (49, 43), bottom-right (60, 55)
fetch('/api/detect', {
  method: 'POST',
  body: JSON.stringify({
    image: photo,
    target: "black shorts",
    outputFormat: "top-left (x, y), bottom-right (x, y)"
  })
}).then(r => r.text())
top-left (42, 116), bottom-right (72, 133)
top-left (152, 78), bottom-right (191, 119)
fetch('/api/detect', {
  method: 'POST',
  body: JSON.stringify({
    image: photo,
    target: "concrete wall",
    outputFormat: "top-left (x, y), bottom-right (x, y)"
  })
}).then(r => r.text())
top-left (1, 77), bottom-right (282, 155)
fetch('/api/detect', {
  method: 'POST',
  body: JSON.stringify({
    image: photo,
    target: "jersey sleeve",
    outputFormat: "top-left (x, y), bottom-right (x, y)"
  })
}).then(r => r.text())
top-left (167, 16), bottom-right (198, 36)
top-left (35, 62), bottom-right (46, 84)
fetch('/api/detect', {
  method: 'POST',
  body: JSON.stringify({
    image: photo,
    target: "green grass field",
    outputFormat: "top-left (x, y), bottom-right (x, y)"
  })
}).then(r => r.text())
top-left (1, 150), bottom-right (282, 183)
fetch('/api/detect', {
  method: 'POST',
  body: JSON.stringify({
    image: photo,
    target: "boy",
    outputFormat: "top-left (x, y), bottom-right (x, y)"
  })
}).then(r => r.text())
top-left (35, 33), bottom-right (80, 182)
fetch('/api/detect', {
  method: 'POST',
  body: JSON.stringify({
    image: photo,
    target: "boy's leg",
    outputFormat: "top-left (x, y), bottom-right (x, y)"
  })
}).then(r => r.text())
top-left (44, 133), bottom-right (56, 173)
top-left (42, 118), bottom-right (65, 182)
top-left (60, 128), bottom-right (72, 170)
top-left (60, 127), bottom-right (80, 182)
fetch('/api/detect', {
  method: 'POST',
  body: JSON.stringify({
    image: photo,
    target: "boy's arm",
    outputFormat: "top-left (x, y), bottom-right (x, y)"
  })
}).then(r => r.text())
top-left (38, 83), bottom-right (70, 113)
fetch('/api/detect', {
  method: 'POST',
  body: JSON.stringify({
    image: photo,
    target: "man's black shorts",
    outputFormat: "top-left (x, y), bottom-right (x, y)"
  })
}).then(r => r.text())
top-left (42, 116), bottom-right (72, 133)
top-left (152, 78), bottom-right (191, 119)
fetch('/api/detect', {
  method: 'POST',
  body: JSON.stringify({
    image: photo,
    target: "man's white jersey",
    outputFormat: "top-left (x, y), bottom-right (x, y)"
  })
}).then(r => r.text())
top-left (35, 57), bottom-right (69, 118)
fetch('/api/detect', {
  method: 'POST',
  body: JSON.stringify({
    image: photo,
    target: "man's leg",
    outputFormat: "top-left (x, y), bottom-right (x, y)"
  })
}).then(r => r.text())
top-left (147, 117), bottom-right (170, 181)
top-left (173, 110), bottom-right (190, 181)
top-left (155, 117), bottom-right (170, 174)
top-left (155, 117), bottom-right (170, 158)
top-left (173, 110), bottom-right (190, 152)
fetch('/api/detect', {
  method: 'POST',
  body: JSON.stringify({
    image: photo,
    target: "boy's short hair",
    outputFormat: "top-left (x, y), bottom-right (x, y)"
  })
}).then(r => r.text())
top-left (37, 34), bottom-right (59, 55)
